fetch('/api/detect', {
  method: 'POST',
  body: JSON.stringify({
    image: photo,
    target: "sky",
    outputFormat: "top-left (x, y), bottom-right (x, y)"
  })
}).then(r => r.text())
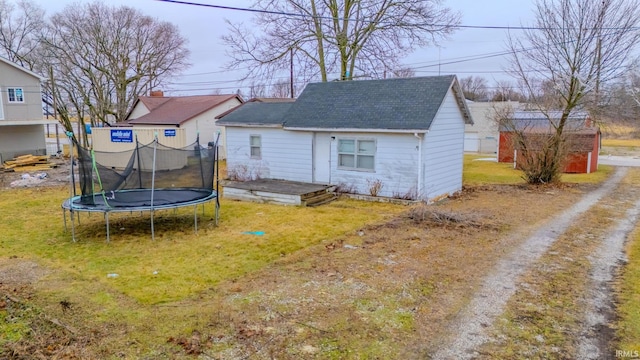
top-left (33, 0), bottom-right (537, 96)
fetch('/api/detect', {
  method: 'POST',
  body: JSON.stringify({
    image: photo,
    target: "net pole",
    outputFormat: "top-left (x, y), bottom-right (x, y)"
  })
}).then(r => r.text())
top-left (67, 132), bottom-right (77, 242)
top-left (197, 132), bottom-right (205, 188)
top-left (105, 212), bottom-right (110, 243)
top-left (150, 134), bottom-right (158, 241)
top-left (193, 205), bottom-right (198, 234)
top-left (214, 131), bottom-right (220, 226)
top-left (136, 136), bottom-right (142, 187)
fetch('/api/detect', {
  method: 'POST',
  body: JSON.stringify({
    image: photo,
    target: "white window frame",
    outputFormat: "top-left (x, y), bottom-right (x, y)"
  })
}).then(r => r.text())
top-left (250, 134), bottom-right (261, 159)
top-left (7, 87), bottom-right (24, 103)
top-left (337, 138), bottom-right (376, 171)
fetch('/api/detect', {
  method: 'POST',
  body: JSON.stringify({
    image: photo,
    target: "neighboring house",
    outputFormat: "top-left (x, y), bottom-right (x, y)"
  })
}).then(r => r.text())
top-left (124, 91), bottom-right (243, 158)
top-left (464, 101), bottom-right (522, 153)
top-left (498, 110), bottom-right (600, 173)
top-left (0, 56), bottom-right (52, 162)
top-left (217, 75), bottom-right (473, 202)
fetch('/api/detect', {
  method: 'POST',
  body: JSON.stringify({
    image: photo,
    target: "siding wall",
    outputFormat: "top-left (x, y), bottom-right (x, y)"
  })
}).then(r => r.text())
top-left (329, 132), bottom-right (419, 199)
top-left (0, 61), bottom-right (42, 121)
top-left (225, 127), bottom-right (312, 182)
top-left (181, 98), bottom-right (241, 158)
top-left (422, 88), bottom-right (465, 201)
top-left (465, 101), bottom-right (521, 154)
top-left (0, 125), bottom-right (46, 162)
top-left (128, 103), bottom-right (150, 119)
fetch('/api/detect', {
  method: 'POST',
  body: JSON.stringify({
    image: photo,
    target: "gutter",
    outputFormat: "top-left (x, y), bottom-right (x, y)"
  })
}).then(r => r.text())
top-left (283, 127), bottom-right (429, 134)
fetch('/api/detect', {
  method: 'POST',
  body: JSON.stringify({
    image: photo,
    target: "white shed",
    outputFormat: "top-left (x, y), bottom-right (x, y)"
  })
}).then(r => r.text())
top-left (217, 76), bottom-right (473, 202)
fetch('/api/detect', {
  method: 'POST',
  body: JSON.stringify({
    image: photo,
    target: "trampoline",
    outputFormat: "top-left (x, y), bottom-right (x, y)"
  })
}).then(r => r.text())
top-left (62, 133), bottom-right (220, 242)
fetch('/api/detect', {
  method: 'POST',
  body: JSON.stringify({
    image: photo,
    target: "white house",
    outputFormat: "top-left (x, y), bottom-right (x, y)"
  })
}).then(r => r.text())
top-left (124, 92), bottom-right (243, 158)
top-left (216, 75), bottom-right (473, 202)
top-left (0, 56), bottom-right (53, 162)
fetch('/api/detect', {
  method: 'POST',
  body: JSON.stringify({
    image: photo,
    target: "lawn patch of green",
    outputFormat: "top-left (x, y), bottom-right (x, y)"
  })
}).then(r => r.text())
top-left (602, 138), bottom-right (640, 148)
top-left (463, 154), bottom-right (610, 186)
top-left (0, 187), bottom-right (404, 305)
top-left (561, 164), bottom-right (613, 183)
top-left (463, 154), bottom-right (525, 185)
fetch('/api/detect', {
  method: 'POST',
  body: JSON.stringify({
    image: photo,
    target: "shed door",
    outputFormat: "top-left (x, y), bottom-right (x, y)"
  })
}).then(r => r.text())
top-left (313, 133), bottom-right (331, 184)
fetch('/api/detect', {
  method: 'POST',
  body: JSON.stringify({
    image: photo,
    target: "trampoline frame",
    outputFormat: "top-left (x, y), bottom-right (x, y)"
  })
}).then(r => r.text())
top-left (61, 132), bottom-right (221, 242)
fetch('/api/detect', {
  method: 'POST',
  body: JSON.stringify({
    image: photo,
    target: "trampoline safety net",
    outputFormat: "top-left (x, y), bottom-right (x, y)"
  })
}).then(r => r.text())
top-left (73, 136), bottom-right (217, 208)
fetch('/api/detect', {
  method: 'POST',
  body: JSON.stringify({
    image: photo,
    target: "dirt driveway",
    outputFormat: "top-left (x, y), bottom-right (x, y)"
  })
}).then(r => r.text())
top-left (434, 167), bottom-right (634, 359)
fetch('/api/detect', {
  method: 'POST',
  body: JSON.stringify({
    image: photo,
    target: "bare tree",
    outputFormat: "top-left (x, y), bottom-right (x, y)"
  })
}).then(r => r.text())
top-left (40, 1), bottom-right (190, 134)
top-left (0, 0), bottom-right (44, 70)
top-left (270, 81), bottom-right (292, 98)
top-left (222, 0), bottom-right (460, 84)
top-left (390, 67), bottom-right (416, 79)
top-left (491, 79), bottom-right (524, 102)
top-left (459, 75), bottom-right (488, 101)
top-left (247, 82), bottom-right (267, 99)
top-left (601, 64), bottom-right (640, 126)
top-left (505, 0), bottom-right (640, 183)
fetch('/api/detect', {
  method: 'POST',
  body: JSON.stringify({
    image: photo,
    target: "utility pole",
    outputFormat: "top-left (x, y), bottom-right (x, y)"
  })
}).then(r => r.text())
top-left (290, 48), bottom-right (295, 98)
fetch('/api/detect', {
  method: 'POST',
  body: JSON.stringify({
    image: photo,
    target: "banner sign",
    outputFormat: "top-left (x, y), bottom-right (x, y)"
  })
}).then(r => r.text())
top-left (110, 129), bottom-right (133, 143)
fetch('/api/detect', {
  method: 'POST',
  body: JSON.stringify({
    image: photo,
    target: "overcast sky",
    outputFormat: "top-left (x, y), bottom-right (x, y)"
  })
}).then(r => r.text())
top-left (33, 0), bottom-right (536, 96)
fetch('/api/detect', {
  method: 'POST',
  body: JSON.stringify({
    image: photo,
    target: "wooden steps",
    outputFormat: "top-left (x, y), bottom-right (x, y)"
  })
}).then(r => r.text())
top-left (2, 154), bottom-right (57, 172)
top-left (301, 187), bottom-right (337, 207)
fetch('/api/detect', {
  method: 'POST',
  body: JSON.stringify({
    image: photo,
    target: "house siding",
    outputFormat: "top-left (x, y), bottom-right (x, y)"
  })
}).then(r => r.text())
top-left (422, 88), bottom-right (465, 200)
top-left (225, 127), bottom-right (312, 182)
top-left (0, 61), bottom-right (42, 122)
top-left (0, 59), bottom-right (48, 162)
top-left (465, 101), bottom-right (521, 154)
top-left (128, 103), bottom-right (150, 119)
top-left (182, 98), bottom-right (241, 156)
top-left (330, 132), bottom-right (419, 199)
top-left (0, 124), bottom-right (46, 162)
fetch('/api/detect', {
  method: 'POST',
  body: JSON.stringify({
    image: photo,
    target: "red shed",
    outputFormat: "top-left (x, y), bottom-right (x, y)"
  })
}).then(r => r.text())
top-left (498, 111), bottom-right (600, 174)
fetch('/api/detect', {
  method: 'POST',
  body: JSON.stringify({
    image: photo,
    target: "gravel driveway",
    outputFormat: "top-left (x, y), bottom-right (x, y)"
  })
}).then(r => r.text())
top-left (597, 155), bottom-right (640, 167)
top-left (434, 166), bottom-right (635, 359)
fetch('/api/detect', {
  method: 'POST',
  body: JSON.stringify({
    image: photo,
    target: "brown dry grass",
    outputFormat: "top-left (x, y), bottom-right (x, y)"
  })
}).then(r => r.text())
top-left (174, 184), bottom-right (587, 358)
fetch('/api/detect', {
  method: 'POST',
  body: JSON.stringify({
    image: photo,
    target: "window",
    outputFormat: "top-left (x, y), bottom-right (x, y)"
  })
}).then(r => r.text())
top-left (7, 88), bottom-right (24, 103)
top-left (250, 135), bottom-right (261, 159)
top-left (338, 139), bottom-right (375, 171)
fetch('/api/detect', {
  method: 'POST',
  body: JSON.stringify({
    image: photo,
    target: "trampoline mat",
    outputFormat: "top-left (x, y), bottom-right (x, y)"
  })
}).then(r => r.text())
top-left (69, 188), bottom-right (214, 209)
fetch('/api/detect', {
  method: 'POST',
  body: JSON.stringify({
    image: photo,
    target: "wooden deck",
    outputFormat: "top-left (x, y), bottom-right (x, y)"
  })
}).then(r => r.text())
top-left (221, 179), bottom-right (336, 206)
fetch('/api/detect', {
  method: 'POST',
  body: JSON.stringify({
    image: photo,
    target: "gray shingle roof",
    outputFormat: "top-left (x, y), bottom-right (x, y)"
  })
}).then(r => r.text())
top-left (500, 110), bottom-right (593, 132)
top-left (283, 75), bottom-right (465, 130)
top-left (216, 102), bottom-right (294, 126)
top-left (215, 76), bottom-right (472, 130)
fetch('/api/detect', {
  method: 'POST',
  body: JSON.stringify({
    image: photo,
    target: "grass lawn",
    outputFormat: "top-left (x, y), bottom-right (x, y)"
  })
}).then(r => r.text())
top-left (463, 153), bottom-right (612, 185)
top-left (618, 227), bottom-right (640, 354)
top-left (0, 188), bottom-right (405, 306)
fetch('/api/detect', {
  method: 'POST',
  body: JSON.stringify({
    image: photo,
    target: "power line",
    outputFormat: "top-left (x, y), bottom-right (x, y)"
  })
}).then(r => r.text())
top-left (155, 0), bottom-right (640, 31)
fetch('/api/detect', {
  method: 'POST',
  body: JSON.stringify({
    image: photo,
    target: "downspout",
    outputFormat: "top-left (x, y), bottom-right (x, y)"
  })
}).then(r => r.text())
top-left (414, 132), bottom-right (424, 200)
